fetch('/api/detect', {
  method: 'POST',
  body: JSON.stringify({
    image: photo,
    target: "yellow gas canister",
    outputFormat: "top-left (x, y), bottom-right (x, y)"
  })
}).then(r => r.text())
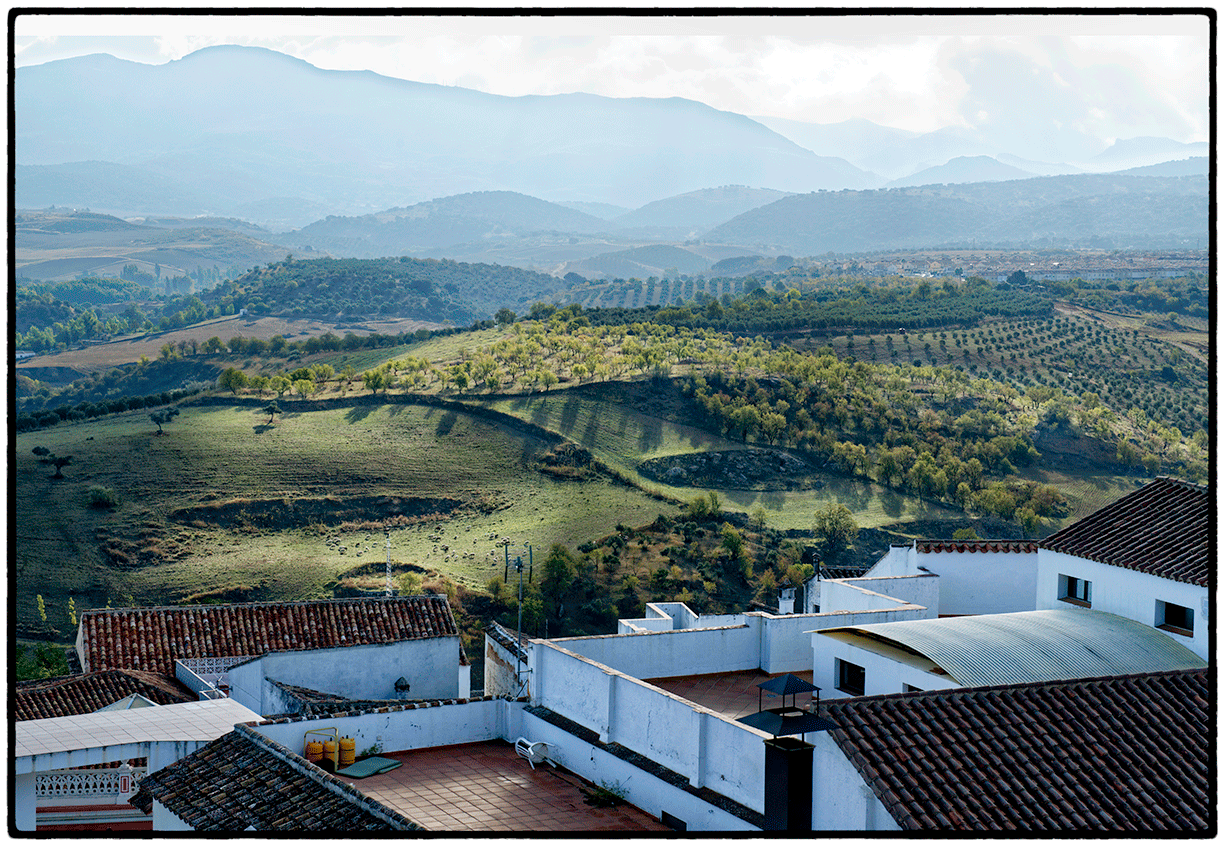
top-left (339, 737), bottom-right (356, 767)
top-left (323, 740), bottom-right (339, 768)
top-left (305, 740), bottom-right (323, 763)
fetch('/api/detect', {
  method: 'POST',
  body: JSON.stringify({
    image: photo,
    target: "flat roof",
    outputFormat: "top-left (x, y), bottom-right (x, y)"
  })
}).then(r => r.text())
top-left (15, 698), bottom-right (261, 764)
top-left (817, 609), bottom-right (1206, 688)
top-left (339, 740), bottom-right (670, 832)
top-left (646, 669), bottom-right (818, 721)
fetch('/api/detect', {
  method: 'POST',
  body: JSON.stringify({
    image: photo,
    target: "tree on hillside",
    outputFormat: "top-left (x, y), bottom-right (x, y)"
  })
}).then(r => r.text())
top-left (262, 402), bottom-right (282, 424)
top-left (363, 370), bottom-right (386, 395)
top-left (540, 544), bottom-right (576, 620)
top-left (51, 455), bottom-right (73, 479)
top-left (813, 502), bottom-right (858, 562)
top-left (495, 308), bottom-right (517, 327)
top-left (150, 407), bottom-right (180, 434)
top-left (218, 367), bottom-right (248, 394)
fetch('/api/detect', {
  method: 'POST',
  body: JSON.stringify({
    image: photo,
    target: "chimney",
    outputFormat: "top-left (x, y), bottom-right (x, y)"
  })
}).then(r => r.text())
top-left (778, 582), bottom-right (795, 615)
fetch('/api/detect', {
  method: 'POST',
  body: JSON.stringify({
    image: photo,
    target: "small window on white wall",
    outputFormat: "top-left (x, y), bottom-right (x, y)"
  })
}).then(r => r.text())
top-left (1058, 574), bottom-right (1091, 607)
top-left (1156, 600), bottom-right (1194, 636)
top-left (836, 658), bottom-right (865, 696)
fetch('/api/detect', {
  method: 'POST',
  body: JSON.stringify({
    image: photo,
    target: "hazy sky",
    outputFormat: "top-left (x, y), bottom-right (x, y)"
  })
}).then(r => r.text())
top-left (14, 12), bottom-right (1210, 151)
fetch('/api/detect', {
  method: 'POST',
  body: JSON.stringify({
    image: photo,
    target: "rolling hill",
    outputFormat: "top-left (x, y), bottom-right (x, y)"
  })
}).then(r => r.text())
top-left (15, 209), bottom-right (294, 282)
top-left (705, 173), bottom-right (1208, 255)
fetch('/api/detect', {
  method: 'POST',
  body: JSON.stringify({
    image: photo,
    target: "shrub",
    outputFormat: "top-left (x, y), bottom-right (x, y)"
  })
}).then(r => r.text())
top-left (86, 485), bottom-right (121, 509)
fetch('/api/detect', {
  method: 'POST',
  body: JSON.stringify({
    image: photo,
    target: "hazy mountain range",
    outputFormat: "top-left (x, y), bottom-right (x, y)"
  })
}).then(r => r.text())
top-left (15, 44), bottom-right (1208, 280)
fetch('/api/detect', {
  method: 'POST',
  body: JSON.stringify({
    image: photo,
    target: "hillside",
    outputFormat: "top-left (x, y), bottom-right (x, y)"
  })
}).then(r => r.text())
top-left (218, 255), bottom-right (568, 323)
top-left (611, 185), bottom-right (794, 232)
top-left (706, 173), bottom-right (1207, 254)
top-left (279, 191), bottom-right (612, 258)
top-left (16, 209), bottom-right (294, 282)
top-left (563, 244), bottom-right (713, 279)
top-left (885, 156), bottom-right (1034, 188)
top-left (17, 45), bottom-right (876, 220)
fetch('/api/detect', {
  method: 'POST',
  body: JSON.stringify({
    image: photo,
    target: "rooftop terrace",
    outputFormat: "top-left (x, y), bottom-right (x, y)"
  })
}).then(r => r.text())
top-left (335, 740), bottom-right (670, 832)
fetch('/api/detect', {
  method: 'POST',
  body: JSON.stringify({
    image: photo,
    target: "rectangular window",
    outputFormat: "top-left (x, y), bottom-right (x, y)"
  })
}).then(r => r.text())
top-left (1156, 600), bottom-right (1194, 636)
top-left (836, 658), bottom-right (866, 696)
top-left (1058, 574), bottom-right (1091, 607)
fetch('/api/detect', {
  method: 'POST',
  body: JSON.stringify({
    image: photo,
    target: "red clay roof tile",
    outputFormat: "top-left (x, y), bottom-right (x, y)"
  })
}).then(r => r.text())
top-left (1040, 477), bottom-right (1209, 586)
top-left (79, 597), bottom-right (459, 675)
top-left (823, 669), bottom-right (1210, 831)
top-left (15, 669), bottom-right (195, 721)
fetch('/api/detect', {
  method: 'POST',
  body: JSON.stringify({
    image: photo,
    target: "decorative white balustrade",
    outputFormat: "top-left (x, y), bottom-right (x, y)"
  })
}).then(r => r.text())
top-left (35, 767), bottom-right (146, 798)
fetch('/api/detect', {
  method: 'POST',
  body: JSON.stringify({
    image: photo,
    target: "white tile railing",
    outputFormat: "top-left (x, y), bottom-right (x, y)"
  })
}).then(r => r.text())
top-left (35, 766), bottom-right (146, 798)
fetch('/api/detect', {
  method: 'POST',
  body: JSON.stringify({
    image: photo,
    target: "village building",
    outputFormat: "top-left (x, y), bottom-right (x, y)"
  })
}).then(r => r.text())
top-left (11, 477), bottom-right (1211, 833)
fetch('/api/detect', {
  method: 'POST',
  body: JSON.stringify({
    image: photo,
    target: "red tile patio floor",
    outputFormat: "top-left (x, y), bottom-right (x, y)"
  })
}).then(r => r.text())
top-left (646, 668), bottom-right (818, 721)
top-left (336, 740), bottom-right (671, 832)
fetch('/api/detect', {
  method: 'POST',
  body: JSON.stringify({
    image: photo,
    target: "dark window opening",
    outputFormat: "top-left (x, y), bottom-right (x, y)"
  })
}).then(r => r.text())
top-left (836, 659), bottom-right (865, 696)
top-left (1058, 574), bottom-right (1091, 607)
top-left (1156, 600), bottom-right (1194, 636)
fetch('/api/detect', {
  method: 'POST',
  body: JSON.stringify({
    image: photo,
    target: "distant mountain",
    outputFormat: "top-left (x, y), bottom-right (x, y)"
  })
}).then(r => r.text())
top-left (17, 45), bottom-right (878, 221)
top-left (17, 160), bottom-right (211, 217)
top-left (1087, 137), bottom-right (1209, 171)
top-left (856, 126), bottom-right (1001, 181)
top-left (280, 191), bottom-right (612, 258)
top-left (612, 185), bottom-right (793, 232)
top-left (886, 156), bottom-right (1035, 188)
top-left (556, 201), bottom-right (633, 220)
top-left (750, 116), bottom-right (911, 176)
top-left (706, 173), bottom-right (1207, 255)
top-left (1114, 157), bottom-right (1209, 178)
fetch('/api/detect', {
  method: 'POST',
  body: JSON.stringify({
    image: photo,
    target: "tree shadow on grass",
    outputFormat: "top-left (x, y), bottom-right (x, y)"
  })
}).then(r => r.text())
top-left (345, 405), bottom-right (376, 423)
top-left (436, 411), bottom-right (458, 437)
top-left (252, 424), bottom-right (274, 434)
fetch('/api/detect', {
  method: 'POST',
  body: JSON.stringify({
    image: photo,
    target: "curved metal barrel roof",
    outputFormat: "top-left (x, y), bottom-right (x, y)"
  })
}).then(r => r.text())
top-left (818, 609), bottom-right (1206, 689)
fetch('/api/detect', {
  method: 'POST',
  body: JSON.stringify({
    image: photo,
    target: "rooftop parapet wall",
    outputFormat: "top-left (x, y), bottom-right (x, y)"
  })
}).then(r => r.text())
top-left (250, 696), bottom-right (511, 759)
top-left (530, 640), bottom-right (768, 813)
top-left (821, 576), bottom-right (938, 619)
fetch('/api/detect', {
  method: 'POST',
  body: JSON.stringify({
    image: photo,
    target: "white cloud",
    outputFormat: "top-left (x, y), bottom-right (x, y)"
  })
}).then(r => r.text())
top-left (12, 13), bottom-right (1209, 144)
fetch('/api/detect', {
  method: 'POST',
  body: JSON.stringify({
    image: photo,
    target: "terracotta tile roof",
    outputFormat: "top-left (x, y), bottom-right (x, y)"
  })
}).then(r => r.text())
top-left (1040, 477), bottom-right (1209, 586)
top-left (15, 669), bottom-right (195, 721)
top-left (130, 724), bottom-right (421, 831)
top-left (916, 539), bottom-right (1039, 554)
top-left (823, 669), bottom-right (1211, 831)
top-left (78, 597), bottom-right (460, 675)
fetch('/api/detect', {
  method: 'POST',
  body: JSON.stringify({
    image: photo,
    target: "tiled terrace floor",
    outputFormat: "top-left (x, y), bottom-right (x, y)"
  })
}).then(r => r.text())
top-left (646, 668), bottom-right (818, 720)
top-left (337, 740), bottom-right (671, 832)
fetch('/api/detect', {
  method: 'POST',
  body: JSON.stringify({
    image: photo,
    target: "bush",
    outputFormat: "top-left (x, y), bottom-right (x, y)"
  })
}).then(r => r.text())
top-left (86, 485), bottom-right (121, 509)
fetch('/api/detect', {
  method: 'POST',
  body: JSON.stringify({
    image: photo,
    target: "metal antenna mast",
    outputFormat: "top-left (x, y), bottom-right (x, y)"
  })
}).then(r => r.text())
top-left (385, 531), bottom-right (393, 596)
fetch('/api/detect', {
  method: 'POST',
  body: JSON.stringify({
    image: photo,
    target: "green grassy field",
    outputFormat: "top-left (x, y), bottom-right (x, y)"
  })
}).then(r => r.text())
top-left (476, 390), bottom-right (965, 532)
top-left (15, 400), bottom-right (668, 629)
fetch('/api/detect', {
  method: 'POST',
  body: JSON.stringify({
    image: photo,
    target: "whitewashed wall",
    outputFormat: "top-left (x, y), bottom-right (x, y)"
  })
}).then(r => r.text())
top-left (517, 711), bottom-right (759, 832)
top-left (152, 801), bottom-right (194, 831)
top-left (811, 733), bottom-right (899, 830)
top-left (811, 636), bottom-right (959, 699)
top-left (550, 625), bottom-right (761, 679)
top-left (228, 638), bottom-right (460, 714)
top-left (250, 698), bottom-right (506, 758)
top-left (819, 579), bottom-right (936, 617)
top-left (530, 641), bottom-right (768, 812)
top-left (910, 549), bottom-right (1038, 616)
top-left (1036, 550), bottom-right (1208, 659)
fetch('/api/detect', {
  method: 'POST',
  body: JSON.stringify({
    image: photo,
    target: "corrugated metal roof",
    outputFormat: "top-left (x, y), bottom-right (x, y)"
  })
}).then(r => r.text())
top-left (818, 609), bottom-right (1206, 689)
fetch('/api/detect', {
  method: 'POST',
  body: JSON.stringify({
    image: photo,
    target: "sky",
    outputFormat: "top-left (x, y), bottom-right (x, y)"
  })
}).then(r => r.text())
top-left (13, 12), bottom-right (1211, 154)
